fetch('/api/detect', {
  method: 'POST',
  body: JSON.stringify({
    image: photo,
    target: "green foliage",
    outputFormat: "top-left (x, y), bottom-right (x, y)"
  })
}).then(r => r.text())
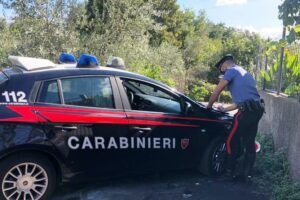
top-left (254, 133), bottom-right (300, 200)
top-left (206, 24), bottom-right (264, 83)
top-left (187, 80), bottom-right (232, 103)
top-left (0, 0), bottom-right (82, 62)
top-left (283, 51), bottom-right (300, 97)
top-left (260, 70), bottom-right (271, 82)
top-left (258, 40), bottom-right (300, 97)
top-left (82, 0), bottom-right (161, 60)
top-left (0, 0), bottom-right (265, 99)
top-left (278, 0), bottom-right (300, 43)
top-left (0, 18), bottom-right (17, 67)
top-left (130, 62), bottom-right (176, 87)
top-left (285, 83), bottom-right (300, 97)
top-left (150, 0), bottom-right (186, 47)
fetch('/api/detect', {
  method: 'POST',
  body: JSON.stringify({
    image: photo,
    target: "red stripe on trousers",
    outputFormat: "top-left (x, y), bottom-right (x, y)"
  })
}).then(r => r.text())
top-left (226, 111), bottom-right (241, 155)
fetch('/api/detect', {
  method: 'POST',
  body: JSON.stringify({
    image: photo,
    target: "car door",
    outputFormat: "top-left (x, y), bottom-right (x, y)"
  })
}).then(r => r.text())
top-left (117, 77), bottom-right (203, 171)
top-left (34, 76), bottom-right (130, 177)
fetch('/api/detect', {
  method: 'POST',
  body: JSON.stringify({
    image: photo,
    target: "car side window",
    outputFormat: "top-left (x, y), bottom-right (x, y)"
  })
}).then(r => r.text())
top-left (38, 80), bottom-right (61, 104)
top-left (122, 78), bottom-right (182, 114)
top-left (61, 77), bottom-right (114, 109)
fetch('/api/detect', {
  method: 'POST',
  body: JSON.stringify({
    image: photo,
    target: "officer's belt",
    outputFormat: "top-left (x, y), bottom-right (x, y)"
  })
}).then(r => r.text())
top-left (237, 99), bottom-right (265, 112)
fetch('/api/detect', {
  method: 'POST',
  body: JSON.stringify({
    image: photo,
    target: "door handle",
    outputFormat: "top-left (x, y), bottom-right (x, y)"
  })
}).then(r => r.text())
top-left (54, 125), bottom-right (78, 130)
top-left (132, 127), bottom-right (152, 131)
top-left (132, 126), bottom-right (152, 135)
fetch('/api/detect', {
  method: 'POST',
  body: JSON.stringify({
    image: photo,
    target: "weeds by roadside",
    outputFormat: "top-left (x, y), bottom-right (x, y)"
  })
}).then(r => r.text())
top-left (254, 133), bottom-right (300, 200)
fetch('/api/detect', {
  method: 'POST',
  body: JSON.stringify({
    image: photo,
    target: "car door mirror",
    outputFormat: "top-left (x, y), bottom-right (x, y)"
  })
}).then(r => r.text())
top-left (184, 101), bottom-right (192, 115)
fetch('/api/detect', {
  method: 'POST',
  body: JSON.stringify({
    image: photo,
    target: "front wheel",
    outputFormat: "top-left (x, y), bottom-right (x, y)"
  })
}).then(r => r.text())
top-left (0, 153), bottom-right (56, 200)
top-left (199, 137), bottom-right (228, 177)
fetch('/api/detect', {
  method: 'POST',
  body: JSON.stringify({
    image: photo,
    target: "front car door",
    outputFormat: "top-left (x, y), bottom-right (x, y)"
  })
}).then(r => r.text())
top-left (117, 77), bottom-right (203, 171)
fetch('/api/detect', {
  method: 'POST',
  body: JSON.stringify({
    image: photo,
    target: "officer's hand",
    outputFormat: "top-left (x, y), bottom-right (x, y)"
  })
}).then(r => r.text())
top-left (206, 105), bottom-right (212, 110)
top-left (217, 105), bottom-right (226, 112)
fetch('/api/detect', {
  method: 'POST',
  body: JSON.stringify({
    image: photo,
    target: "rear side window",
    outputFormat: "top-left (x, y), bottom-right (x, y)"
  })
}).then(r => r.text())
top-left (38, 80), bottom-right (60, 104)
top-left (61, 77), bottom-right (114, 109)
top-left (0, 72), bottom-right (8, 85)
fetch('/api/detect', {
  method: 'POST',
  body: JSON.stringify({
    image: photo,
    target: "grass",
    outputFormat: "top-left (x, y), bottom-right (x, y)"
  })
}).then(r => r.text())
top-left (253, 133), bottom-right (300, 200)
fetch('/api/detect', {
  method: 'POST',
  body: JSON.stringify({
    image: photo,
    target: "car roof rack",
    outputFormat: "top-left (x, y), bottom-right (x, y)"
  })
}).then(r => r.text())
top-left (8, 56), bottom-right (56, 71)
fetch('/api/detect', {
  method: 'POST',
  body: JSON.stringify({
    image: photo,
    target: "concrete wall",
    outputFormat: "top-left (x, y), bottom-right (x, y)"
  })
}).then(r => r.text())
top-left (258, 91), bottom-right (300, 180)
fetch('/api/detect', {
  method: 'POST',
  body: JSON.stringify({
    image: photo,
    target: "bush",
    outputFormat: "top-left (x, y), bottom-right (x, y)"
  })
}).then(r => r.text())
top-left (187, 80), bottom-right (232, 103)
top-left (254, 133), bottom-right (300, 200)
top-left (284, 82), bottom-right (300, 98)
top-left (130, 62), bottom-right (176, 87)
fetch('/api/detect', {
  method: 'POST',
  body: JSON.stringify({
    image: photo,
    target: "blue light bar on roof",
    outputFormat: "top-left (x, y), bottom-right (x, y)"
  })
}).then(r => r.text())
top-left (77, 54), bottom-right (100, 68)
top-left (58, 53), bottom-right (77, 64)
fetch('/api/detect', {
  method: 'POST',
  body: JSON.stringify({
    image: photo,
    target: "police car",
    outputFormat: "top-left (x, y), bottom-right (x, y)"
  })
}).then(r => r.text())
top-left (0, 54), bottom-right (233, 200)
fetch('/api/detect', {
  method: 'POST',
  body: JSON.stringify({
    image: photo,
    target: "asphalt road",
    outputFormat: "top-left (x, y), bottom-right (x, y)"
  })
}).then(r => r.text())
top-left (52, 170), bottom-right (269, 200)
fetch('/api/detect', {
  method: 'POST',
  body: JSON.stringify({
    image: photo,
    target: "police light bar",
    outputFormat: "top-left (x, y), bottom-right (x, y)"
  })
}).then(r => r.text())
top-left (58, 53), bottom-right (77, 64)
top-left (8, 56), bottom-right (56, 71)
top-left (77, 54), bottom-right (100, 68)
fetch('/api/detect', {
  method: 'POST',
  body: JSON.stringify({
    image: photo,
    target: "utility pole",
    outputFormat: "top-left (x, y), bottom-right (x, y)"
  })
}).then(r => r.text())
top-left (277, 26), bottom-right (286, 95)
top-left (263, 53), bottom-right (268, 90)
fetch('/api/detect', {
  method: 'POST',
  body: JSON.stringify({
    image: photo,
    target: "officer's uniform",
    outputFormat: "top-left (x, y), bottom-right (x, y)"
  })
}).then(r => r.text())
top-left (222, 64), bottom-right (264, 179)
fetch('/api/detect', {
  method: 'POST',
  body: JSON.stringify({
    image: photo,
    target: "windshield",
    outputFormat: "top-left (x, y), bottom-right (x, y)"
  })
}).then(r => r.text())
top-left (180, 93), bottom-right (206, 108)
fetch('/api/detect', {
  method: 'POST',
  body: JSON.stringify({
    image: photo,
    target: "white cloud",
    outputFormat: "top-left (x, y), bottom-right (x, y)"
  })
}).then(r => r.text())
top-left (216, 0), bottom-right (247, 6)
top-left (235, 25), bottom-right (282, 40)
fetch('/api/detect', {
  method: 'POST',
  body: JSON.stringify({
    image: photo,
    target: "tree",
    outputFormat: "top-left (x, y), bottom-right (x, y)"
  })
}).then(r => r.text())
top-left (0, 0), bottom-right (267, 94)
top-left (82, 0), bottom-right (162, 61)
top-left (278, 0), bottom-right (300, 43)
top-left (0, 18), bottom-right (17, 67)
top-left (0, 0), bottom-right (81, 61)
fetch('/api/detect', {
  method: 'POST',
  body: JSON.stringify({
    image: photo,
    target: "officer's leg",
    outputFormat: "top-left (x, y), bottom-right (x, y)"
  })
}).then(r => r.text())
top-left (227, 133), bottom-right (240, 176)
top-left (242, 127), bottom-right (256, 178)
top-left (242, 111), bottom-right (262, 178)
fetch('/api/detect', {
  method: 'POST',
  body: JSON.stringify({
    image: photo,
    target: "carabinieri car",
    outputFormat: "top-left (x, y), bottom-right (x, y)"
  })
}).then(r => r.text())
top-left (0, 55), bottom-right (233, 200)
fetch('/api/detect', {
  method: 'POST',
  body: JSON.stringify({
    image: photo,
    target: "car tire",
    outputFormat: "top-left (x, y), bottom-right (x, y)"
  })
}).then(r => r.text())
top-left (199, 137), bottom-right (227, 177)
top-left (0, 152), bottom-right (56, 200)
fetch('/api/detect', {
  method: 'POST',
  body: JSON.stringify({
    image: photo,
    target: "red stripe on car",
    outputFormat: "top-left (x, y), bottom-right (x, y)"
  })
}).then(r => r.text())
top-left (226, 111), bottom-right (241, 155)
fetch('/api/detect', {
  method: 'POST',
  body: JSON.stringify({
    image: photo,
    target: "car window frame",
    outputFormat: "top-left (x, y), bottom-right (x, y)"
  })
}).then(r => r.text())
top-left (34, 75), bottom-right (123, 110)
top-left (36, 80), bottom-right (62, 104)
top-left (117, 76), bottom-right (185, 115)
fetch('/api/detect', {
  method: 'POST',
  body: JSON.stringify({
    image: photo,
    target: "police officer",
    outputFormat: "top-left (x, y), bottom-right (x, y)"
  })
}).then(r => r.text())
top-left (106, 56), bottom-right (126, 70)
top-left (206, 54), bottom-right (264, 182)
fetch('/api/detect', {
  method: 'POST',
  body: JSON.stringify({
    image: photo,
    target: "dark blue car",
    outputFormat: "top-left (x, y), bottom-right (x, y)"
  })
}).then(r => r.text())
top-left (0, 56), bottom-right (233, 200)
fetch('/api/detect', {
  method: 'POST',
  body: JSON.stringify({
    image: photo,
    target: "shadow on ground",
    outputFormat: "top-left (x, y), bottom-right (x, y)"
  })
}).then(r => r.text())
top-left (52, 170), bottom-right (269, 200)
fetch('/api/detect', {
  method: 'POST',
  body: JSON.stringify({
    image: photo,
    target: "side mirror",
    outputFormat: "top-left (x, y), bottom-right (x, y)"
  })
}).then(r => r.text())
top-left (184, 102), bottom-right (192, 115)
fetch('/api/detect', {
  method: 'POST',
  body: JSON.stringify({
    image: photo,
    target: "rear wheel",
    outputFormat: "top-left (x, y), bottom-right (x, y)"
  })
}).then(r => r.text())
top-left (0, 153), bottom-right (56, 200)
top-left (199, 137), bottom-right (227, 177)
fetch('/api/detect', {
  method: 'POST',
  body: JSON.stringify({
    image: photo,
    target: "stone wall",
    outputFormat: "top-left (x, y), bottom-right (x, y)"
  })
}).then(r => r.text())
top-left (258, 91), bottom-right (300, 180)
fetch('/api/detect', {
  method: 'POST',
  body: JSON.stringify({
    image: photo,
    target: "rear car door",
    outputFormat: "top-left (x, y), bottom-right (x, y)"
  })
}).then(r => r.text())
top-left (117, 77), bottom-right (203, 171)
top-left (34, 76), bottom-right (129, 177)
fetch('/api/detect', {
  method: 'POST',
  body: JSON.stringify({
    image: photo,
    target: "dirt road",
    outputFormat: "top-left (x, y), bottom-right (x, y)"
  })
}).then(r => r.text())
top-left (52, 170), bottom-right (269, 200)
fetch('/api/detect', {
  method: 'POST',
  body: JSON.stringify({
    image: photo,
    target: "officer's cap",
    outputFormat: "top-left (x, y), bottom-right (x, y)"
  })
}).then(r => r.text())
top-left (215, 54), bottom-right (234, 69)
top-left (106, 57), bottom-right (125, 70)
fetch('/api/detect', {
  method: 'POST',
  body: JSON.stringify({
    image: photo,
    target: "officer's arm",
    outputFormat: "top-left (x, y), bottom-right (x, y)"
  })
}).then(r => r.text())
top-left (224, 104), bottom-right (237, 112)
top-left (207, 79), bottom-right (229, 109)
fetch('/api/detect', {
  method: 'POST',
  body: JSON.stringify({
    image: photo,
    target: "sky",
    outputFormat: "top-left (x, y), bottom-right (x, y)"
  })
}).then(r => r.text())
top-left (177, 0), bottom-right (284, 40)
